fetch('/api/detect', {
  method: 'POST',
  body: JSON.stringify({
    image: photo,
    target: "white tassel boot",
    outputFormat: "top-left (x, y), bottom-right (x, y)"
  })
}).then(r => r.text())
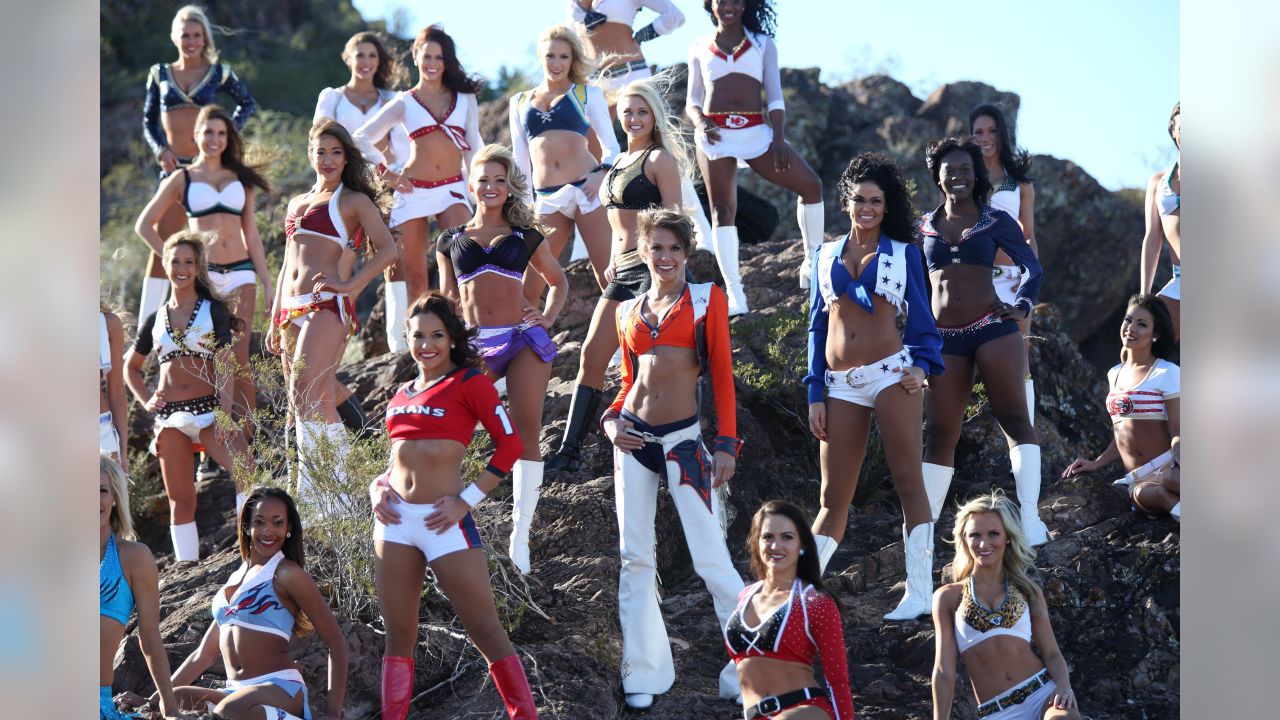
top-left (797, 200), bottom-right (825, 289)
top-left (922, 463), bottom-right (955, 522)
top-left (385, 280), bottom-right (409, 353)
top-left (711, 226), bottom-right (749, 316)
top-left (138, 277), bottom-right (170, 325)
top-left (170, 521), bottom-right (200, 562)
top-left (509, 459), bottom-right (543, 574)
top-left (884, 522), bottom-right (934, 621)
top-left (814, 534), bottom-right (838, 574)
top-left (1011, 444), bottom-right (1050, 546)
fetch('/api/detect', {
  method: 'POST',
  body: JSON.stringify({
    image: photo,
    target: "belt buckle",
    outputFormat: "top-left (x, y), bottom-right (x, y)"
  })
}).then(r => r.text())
top-left (755, 696), bottom-right (781, 717)
top-left (843, 367), bottom-right (869, 389)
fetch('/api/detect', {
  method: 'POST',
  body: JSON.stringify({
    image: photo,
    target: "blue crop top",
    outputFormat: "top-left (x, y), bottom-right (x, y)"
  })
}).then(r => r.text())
top-left (143, 63), bottom-right (256, 158)
top-left (517, 84), bottom-right (591, 139)
top-left (804, 234), bottom-right (945, 404)
top-left (918, 205), bottom-right (1043, 311)
top-left (436, 226), bottom-right (545, 284)
top-left (212, 552), bottom-right (295, 641)
top-left (100, 534), bottom-right (135, 626)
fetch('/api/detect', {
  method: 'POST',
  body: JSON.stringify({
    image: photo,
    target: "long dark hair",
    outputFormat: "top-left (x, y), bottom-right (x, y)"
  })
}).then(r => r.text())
top-left (746, 500), bottom-right (842, 611)
top-left (968, 104), bottom-right (1032, 184)
top-left (195, 105), bottom-right (270, 194)
top-left (162, 230), bottom-right (244, 334)
top-left (1126, 294), bottom-right (1178, 361)
top-left (237, 486), bottom-right (313, 637)
top-left (926, 137), bottom-right (992, 208)
top-left (308, 119), bottom-right (392, 217)
top-left (412, 25), bottom-right (484, 94)
top-left (703, 0), bottom-right (777, 37)
top-left (343, 31), bottom-right (407, 90)
top-left (837, 152), bottom-right (917, 243)
top-left (405, 292), bottom-right (481, 369)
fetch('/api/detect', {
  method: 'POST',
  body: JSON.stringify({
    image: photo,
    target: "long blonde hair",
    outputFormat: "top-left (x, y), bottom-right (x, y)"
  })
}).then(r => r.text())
top-left (470, 144), bottom-right (540, 230)
top-left (539, 25), bottom-right (594, 86)
top-left (617, 74), bottom-right (693, 180)
top-left (101, 454), bottom-right (136, 541)
top-left (171, 5), bottom-right (220, 65)
top-left (944, 489), bottom-right (1040, 603)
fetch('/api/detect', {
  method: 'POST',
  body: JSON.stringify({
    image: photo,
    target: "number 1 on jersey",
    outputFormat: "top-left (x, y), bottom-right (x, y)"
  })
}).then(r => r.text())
top-left (494, 404), bottom-right (515, 435)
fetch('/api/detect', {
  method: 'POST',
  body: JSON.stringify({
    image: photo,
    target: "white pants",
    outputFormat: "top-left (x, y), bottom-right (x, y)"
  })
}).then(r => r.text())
top-left (614, 420), bottom-right (744, 696)
top-left (99, 411), bottom-right (121, 456)
top-left (389, 179), bottom-right (471, 228)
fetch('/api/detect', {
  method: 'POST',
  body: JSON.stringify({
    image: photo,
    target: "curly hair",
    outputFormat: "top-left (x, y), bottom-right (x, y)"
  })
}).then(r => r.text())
top-left (195, 105), bottom-right (270, 194)
top-left (746, 500), bottom-right (842, 611)
top-left (412, 25), bottom-right (484, 94)
top-left (237, 487), bottom-right (313, 637)
top-left (1126, 294), bottom-right (1179, 362)
top-left (703, 0), bottom-right (777, 37)
top-left (943, 489), bottom-right (1040, 606)
top-left (925, 137), bottom-right (993, 208)
top-left (968, 103), bottom-right (1033, 184)
top-left (469, 144), bottom-right (540, 230)
top-left (836, 152), bottom-right (918, 242)
top-left (404, 292), bottom-right (481, 369)
top-left (308, 119), bottom-right (393, 218)
top-left (344, 31), bottom-right (407, 91)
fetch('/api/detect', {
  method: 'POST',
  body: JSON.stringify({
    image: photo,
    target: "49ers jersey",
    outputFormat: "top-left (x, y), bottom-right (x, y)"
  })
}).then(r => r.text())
top-left (385, 366), bottom-right (523, 476)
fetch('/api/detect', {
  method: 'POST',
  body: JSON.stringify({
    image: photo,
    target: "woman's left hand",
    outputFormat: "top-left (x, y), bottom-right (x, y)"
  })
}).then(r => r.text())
top-left (992, 299), bottom-right (1030, 321)
top-left (114, 691), bottom-right (148, 709)
top-left (312, 272), bottom-right (354, 296)
top-left (523, 305), bottom-right (553, 330)
top-left (712, 450), bottom-right (736, 489)
top-left (582, 167), bottom-right (606, 202)
top-left (425, 494), bottom-right (469, 534)
top-left (1049, 686), bottom-right (1077, 709)
top-left (771, 138), bottom-right (791, 174)
top-left (898, 366), bottom-right (927, 394)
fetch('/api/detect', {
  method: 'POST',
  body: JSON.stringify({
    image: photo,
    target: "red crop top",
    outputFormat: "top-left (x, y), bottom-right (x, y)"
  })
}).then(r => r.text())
top-left (606, 283), bottom-right (741, 454)
top-left (724, 580), bottom-right (855, 720)
top-left (385, 366), bottom-right (523, 477)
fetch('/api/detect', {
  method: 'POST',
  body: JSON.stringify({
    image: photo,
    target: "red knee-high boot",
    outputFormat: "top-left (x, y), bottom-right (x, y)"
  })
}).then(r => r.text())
top-left (489, 653), bottom-right (537, 719)
top-left (381, 655), bottom-right (414, 720)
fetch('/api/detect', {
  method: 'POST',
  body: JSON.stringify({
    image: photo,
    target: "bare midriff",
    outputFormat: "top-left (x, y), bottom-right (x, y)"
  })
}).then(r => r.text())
top-left (608, 206), bottom-right (643, 258)
top-left (582, 22), bottom-right (643, 65)
top-left (219, 591), bottom-right (300, 681)
top-left (826, 292), bottom-right (906, 371)
top-left (960, 636), bottom-right (1047, 704)
top-left (930, 265), bottom-right (1000, 326)
top-left (530, 129), bottom-right (597, 189)
top-left (403, 131), bottom-right (464, 184)
top-left (1114, 419), bottom-right (1174, 471)
top-left (190, 212), bottom-right (247, 265)
top-left (162, 107), bottom-right (201, 158)
top-left (457, 271), bottom-right (527, 329)
top-left (389, 438), bottom-right (467, 504)
top-left (100, 617), bottom-right (126, 685)
top-left (705, 74), bottom-right (763, 114)
top-left (623, 342), bottom-right (699, 425)
top-left (736, 656), bottom-right (824, 708)
top-left (282, 236), bottom-right (343, 298)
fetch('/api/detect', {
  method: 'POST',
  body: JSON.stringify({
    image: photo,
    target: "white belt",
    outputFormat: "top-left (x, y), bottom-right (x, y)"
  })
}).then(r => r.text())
top-left (824, 351), bottom-right (912, 389)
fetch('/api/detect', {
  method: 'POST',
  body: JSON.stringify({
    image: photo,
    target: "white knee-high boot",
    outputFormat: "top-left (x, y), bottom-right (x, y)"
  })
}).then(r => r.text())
top-left (682, 176), bottom-right (715, 256)
top-left (1169, 502), bottom-right (1181, 522)
top-left (258, 706), bottom-right (304, 720)
top-left (884, 522), bottom-right (934, 621)
top-left (711, 226), bottom-right (749, 316)
top-left (509, 459), bottom-right (543, 574)
top-left (1010, 444), bottom-right (1050, 546)
top-left (1025, 376), bottom-right (1035, 426)
top-left (797, 200), bottom-right (825, 290)
top-left (814, 534), bottom-right (838, 573)
top-left (922, 463), bottom-right (954, 522)
top-left (138, 277), bottom-right (170, 325)
top-left (385, 281), bottom-right (409, 353)
top-left (294, 421), bottom-right (325, 500)
top-left (170, 521), bottom-right (199, 562)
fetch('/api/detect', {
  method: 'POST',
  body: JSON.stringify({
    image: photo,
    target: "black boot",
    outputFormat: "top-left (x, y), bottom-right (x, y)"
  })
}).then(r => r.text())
top-left (545, 384), bottom-right (603, 474)
top-left (336, 393), bottom-right (372, 439)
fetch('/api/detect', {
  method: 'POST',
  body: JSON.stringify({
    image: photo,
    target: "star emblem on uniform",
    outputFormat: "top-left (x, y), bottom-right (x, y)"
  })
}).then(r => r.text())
top-left (895, 281), bottom-right (902, 289)
top-left (882, 275), bottom-right (890, 283)
top-left (880, 363), bottom-right (890, 372)
top-left (883, 260), bottom-right (892, 268)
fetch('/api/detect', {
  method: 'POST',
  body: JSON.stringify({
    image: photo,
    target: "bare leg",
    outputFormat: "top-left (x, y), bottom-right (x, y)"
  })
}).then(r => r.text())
top-left (875, 383), bottom-right (931, 528)
top-left (742, 143), bottom-right (823, 204)
top-left (812, 398), bottom-right (872, 542)
top-left (394, 217), bottom-right (432, 301)
top-left (230, 283), bottom-right (258, 444)
top-left (290, 313), bottom-right (347, 423)
top-left (429, 549), bottom-right (517, 662)
top-left (923, 355), bottom-right (976, 466)
top-left (157, 429), bottom-right (197, 524)
top-left (213, 683), bottom-right (303, 720)
top-left (375, 539), bottom-right (428, 657)
top-left (575, 206), bottom-right (612, 290)
top-left (975, 331), bottom-right (1037, 446)
top-left (576, 297), bottom-right (620, 390)
top-left (505, 348), bottom-right (553, 461)
top-left (1161, 296), bottom-right (1180, 342)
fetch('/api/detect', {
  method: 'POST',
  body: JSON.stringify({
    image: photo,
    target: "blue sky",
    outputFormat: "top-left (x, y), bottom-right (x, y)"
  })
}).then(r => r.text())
top-left (352, 1), bottom-right (1179, 190)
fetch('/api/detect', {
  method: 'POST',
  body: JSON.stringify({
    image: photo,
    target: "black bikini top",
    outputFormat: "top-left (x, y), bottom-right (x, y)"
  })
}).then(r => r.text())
top-left (603, 145), bottom-right (662, 210)
top-left (436, 225), bottom-right (545, 284)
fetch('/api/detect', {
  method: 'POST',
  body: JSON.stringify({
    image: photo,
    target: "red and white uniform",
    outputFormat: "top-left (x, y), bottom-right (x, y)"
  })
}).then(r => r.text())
top-left (686, 30), bottom-right (785, 161)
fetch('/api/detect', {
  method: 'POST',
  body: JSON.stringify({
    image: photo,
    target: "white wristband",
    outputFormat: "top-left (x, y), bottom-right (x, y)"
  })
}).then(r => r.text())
top-left (459, 483), bottom-right (487, 508)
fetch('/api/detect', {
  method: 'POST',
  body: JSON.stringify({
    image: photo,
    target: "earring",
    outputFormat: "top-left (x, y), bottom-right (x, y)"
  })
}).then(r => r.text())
top-left (451, 343), bottom-right (456, 349)
top-left (286, 532), bottom-right (292, 538)
top-left (799, 549), bottom-right (806, 556)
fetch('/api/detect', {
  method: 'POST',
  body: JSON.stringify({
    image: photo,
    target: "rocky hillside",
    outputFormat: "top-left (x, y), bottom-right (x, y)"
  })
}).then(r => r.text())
top-left (112, 241), bottom-right (1178, 720)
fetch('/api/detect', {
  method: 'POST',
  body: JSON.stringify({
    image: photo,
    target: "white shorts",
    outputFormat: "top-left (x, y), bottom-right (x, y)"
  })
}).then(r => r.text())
top-left (389, 178), bottom-right (471, 228)
top-left (977, 670), bottom-right (1057, 720)
top-left (373, 495), bottom-right (484, 562)
top-left (992, 264), bottom-right (1024, 305)
top-left (100, 411), bottom-right (121, 456)
top-left (695, 124), bottom-right (773, 162)
top-left (150, 398), bottom-right (217, 455)
top-left (1157, 264), bottom-right (1180, 301)
top-left (1119, 448), bottom-right (1176, 486)
top-left (534, 181), bottom-right (600, 219)
top-left (824, 349), bottom-right (913, 408)
top-left (209, 269), bottom-right (256, 296)
top-left (594, 60), bottom-right (652, 94)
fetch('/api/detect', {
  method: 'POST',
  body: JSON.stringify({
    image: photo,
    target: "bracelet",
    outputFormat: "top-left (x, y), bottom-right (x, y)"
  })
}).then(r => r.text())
top-left (459, 483), bottom-right (487, 508)
top-left (593, 162), bottom-right (612, 174)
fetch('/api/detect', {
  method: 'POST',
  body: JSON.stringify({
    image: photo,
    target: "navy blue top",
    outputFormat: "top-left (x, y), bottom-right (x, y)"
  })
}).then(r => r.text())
top-left (918, 205), bottom-right (1043, 310)
top-left (804, 234), bottom-right (945, 404)
top-left (520, 88), bottom-right (591, 140)
top-left (143, 63), bottom-right (256, 157)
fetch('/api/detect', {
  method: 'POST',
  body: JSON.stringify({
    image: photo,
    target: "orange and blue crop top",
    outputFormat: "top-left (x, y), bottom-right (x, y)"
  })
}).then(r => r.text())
top-left (1106, 359), bottom-right (1180, 424)
top-left (724, 580), bottom-right (854, 720)
top-left (385, 366), bottom-right (523, 478)
top-left (605, 283), bottom-right (741, 455)
top-left (954, 576), bottom-right (1032, 654)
